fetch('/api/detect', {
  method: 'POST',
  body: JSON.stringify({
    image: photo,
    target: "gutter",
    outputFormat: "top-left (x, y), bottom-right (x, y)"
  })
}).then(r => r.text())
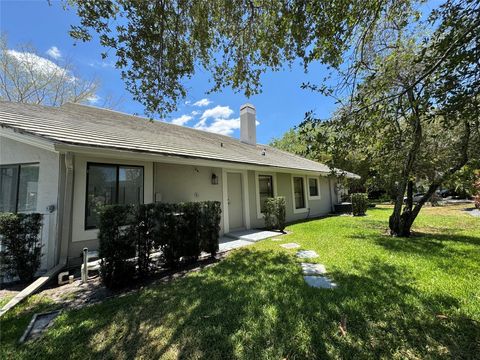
top-left (328, 177), bottom-right (335, 212)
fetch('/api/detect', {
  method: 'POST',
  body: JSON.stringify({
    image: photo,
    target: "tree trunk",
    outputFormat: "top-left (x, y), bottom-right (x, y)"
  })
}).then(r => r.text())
top-left (389, 180), bottom-right (415, 236)
top-left (391, 118), bottom-right (471, 237)
top-left (389, 88), bottom-right (423, 237)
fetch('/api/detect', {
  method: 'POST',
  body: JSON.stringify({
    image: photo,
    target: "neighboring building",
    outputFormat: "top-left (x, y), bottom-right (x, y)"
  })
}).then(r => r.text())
top-left (0, 101), bottom-right (358, 270)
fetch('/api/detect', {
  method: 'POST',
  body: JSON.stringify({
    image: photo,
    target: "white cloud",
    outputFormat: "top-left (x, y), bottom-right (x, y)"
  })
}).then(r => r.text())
top-left (87, 94), bottom-right (100, 104)
top-left (171, 114), bottom-right (193, 126)
top-left (46, 46), bottom-right (62, 60)
top-left (87, 60), bottom-right (115, 69)
top-left (200, 105), bottom-right (234, 120)
top-left (195, 117), bottom-right (240, 136)
top-left (6, 50), bottom-right (71, 79)
top-left (170, 103), bottom-right (259, 136)
top-left (193, 98), bottom-right (212, 107)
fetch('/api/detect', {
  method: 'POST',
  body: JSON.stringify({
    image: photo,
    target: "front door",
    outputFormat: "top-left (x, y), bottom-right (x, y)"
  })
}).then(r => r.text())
top-left (227, 172), bottom-right (244, 231)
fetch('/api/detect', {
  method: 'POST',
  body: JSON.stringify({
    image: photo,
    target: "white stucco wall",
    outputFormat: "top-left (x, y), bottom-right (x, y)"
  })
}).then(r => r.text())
top-left (154, 163), bottom-right (224, 233)
top-left (0, 136), bottom-right (60, 270)
top-left (66, 151), bottom-right (338, 263)
top-left (248, 171), bottom-right (335, 229)
top-left (69, 155), bottom-right (154, 260)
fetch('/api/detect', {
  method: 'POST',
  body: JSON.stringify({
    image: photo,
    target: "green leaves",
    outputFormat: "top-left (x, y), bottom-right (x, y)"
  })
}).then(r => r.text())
top-left (67, 0), bottom-right (409, 116)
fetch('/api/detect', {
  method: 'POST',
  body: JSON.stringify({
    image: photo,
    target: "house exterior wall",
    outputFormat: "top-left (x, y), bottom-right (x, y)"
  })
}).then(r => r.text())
top-left (0, 136), bottom-right (60, 270)
top-left (68, 155), bottom-right (154, 262)
top-left (153, 162), bottom-right (224, 233)
top-left (248, 171), bottom-right (336, 229)
top-left (59, 151), bottom-right (338, 265)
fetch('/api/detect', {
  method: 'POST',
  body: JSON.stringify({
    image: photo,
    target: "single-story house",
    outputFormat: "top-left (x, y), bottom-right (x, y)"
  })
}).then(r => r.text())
top-left (0, 100), bottom-right (358, 271)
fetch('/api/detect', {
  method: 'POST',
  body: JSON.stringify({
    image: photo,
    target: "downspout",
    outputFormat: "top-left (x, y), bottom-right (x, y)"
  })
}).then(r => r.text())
top-left (328, 177), bottom-right (335, 213)
top-left (57, 151), bottom-right (74, 266)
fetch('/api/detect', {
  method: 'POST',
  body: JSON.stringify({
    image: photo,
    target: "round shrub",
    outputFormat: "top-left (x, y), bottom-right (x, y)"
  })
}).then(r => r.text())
top-left (351, 193), bottom-right (368, 216)
top-left (263, 197), bottom-right (287, 232)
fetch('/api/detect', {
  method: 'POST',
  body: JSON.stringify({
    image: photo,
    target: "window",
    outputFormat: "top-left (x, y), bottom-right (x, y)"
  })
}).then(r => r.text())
top-left (258, 175), bottom-right (273, 213)
top-left (293, 176), bottom-right (305, 209)
top-left (0, 163), bottom-right (39, 213)
top-left (86, 163), bottom-right (144, 229)
top-left (308, 178), bottom-right (319, 198)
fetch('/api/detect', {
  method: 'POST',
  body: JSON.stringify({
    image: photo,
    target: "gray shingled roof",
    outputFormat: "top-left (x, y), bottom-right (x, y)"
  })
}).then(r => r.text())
top-left (0, 101), bottom-right (358, 177)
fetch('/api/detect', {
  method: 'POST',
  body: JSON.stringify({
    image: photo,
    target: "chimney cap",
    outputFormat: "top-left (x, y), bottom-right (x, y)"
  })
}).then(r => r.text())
top-left (240, 103), bottom-right (256, 111)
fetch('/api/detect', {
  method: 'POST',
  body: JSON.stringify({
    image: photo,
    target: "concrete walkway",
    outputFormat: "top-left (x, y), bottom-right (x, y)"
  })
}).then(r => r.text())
top-left (219, 229), bottom-right (283, 252)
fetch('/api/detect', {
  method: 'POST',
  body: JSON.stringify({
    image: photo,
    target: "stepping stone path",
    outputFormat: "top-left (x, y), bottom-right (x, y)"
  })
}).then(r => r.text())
top-left (279, 245), bottom-right (337, 289)
top-left (303, 276), bottom-right (337, 289)
top-left (280, 242), bottom-right (300, 249)
top-left (296, 250), bottom-right (319, 259)
top-left (300, 263), bottom-right (327, 275)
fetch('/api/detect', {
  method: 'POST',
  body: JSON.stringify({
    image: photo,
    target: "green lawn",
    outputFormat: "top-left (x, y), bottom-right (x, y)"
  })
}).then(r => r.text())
top-left (1, 205), bottom-right (479, 359)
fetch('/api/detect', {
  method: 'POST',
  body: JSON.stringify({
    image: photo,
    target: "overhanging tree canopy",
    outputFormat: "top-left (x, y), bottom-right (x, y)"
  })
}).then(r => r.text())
top-left (67, 0), bottom-right (412, 116)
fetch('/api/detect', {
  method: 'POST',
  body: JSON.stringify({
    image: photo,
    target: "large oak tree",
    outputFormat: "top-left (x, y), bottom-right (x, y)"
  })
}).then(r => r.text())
top-left (300, 0), bottom-right (480, 236)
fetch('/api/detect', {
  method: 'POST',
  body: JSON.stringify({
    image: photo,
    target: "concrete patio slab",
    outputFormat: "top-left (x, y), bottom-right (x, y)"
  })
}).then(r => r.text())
top-left (304, 276), bottom-right (337, 289)
top-left (218, 238), bottom-right (254, 252)
top-left (301, 263), bottom-right (327, 275)
top-left (280, 243), bottom-right (300, 249)
top-left (225, 229), bottom-right (283, 242)
top-left (296, 250), bottom-right (319, 259)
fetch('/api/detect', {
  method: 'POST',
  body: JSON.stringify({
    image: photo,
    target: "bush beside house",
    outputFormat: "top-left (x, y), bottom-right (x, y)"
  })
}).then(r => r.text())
top-left (351, 193), bottom-right (369, 216)
top-left (0, 213), bottom-right (43, 283)
top-left (97, 205), bottom-right (136, 288)
top-left (263, 197), bottom-right (286, 232)
top-left (97, 201), bottom-right (221, 288)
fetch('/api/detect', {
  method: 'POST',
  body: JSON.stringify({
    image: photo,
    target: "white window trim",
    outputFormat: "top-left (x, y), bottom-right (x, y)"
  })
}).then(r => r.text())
top-left (307, 176), bottom-right (321, 200)
top-left (255, 171), bottom-right (277, 219)
top-left (291, 175), bottom-right (309, 214)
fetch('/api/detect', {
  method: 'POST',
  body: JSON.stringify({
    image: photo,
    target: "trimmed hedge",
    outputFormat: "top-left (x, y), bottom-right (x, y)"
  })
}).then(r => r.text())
top-left (97, 201), bottom-right (221, 288)
top-left (97, 205), bottom-right (136, 288)
top-left (0, 212), bottom-right (43, 283)
top-left (263, 197), bottom-right (286, 232)
top-left (351, 193), bottom-right (369, 216)
top-left (131, 203), bottom-right (156, 277)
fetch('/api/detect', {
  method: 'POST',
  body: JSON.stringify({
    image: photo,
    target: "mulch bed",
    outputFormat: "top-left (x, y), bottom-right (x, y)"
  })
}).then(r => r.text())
top-left (19, 252), bottom-right (230, 312)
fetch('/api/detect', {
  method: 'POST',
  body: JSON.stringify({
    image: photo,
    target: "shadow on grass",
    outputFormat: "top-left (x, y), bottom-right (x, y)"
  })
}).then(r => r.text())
top-left (2, 249), bottom-right (479, 359)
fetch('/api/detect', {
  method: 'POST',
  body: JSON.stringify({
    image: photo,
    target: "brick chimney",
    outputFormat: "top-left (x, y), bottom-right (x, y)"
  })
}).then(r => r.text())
top-left (240, 103), bottom-right (256, 145)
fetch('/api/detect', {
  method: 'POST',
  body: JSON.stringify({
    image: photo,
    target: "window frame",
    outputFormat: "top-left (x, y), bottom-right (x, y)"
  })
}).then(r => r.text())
top-left (255, 171), bottom-right (277, 219)
top-left (85, 162), bottom-right (145, 230)
top-left (307, 176), bottom-right (321, 200)
top-left (291, 175), bottom-right (309, 214)
top-left (0, 162), bottom-right (39, 213)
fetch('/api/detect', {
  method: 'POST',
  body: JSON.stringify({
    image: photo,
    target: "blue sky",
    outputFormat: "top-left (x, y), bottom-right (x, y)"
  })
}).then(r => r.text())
top-left (0, 1), bottom-right (440, 144)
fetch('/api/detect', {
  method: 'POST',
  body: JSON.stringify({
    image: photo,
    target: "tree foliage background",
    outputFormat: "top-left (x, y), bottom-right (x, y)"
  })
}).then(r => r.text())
top-left (298, 0), bottom-right (480, 235)
top-left (0, 35), bottom-right (98, 106)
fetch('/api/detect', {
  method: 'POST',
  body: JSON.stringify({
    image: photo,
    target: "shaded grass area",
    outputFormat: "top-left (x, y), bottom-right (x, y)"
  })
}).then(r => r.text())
top-left (1, 205), bottom-right (479, 359)
top-left (0, 295), bottom-right (14, 309)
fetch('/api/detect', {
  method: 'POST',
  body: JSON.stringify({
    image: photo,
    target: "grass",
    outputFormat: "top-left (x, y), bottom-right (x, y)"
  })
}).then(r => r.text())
top-left (1, 205), bottom-right (479, 359)
top-left (0, 295), bottom-right (14, 309)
